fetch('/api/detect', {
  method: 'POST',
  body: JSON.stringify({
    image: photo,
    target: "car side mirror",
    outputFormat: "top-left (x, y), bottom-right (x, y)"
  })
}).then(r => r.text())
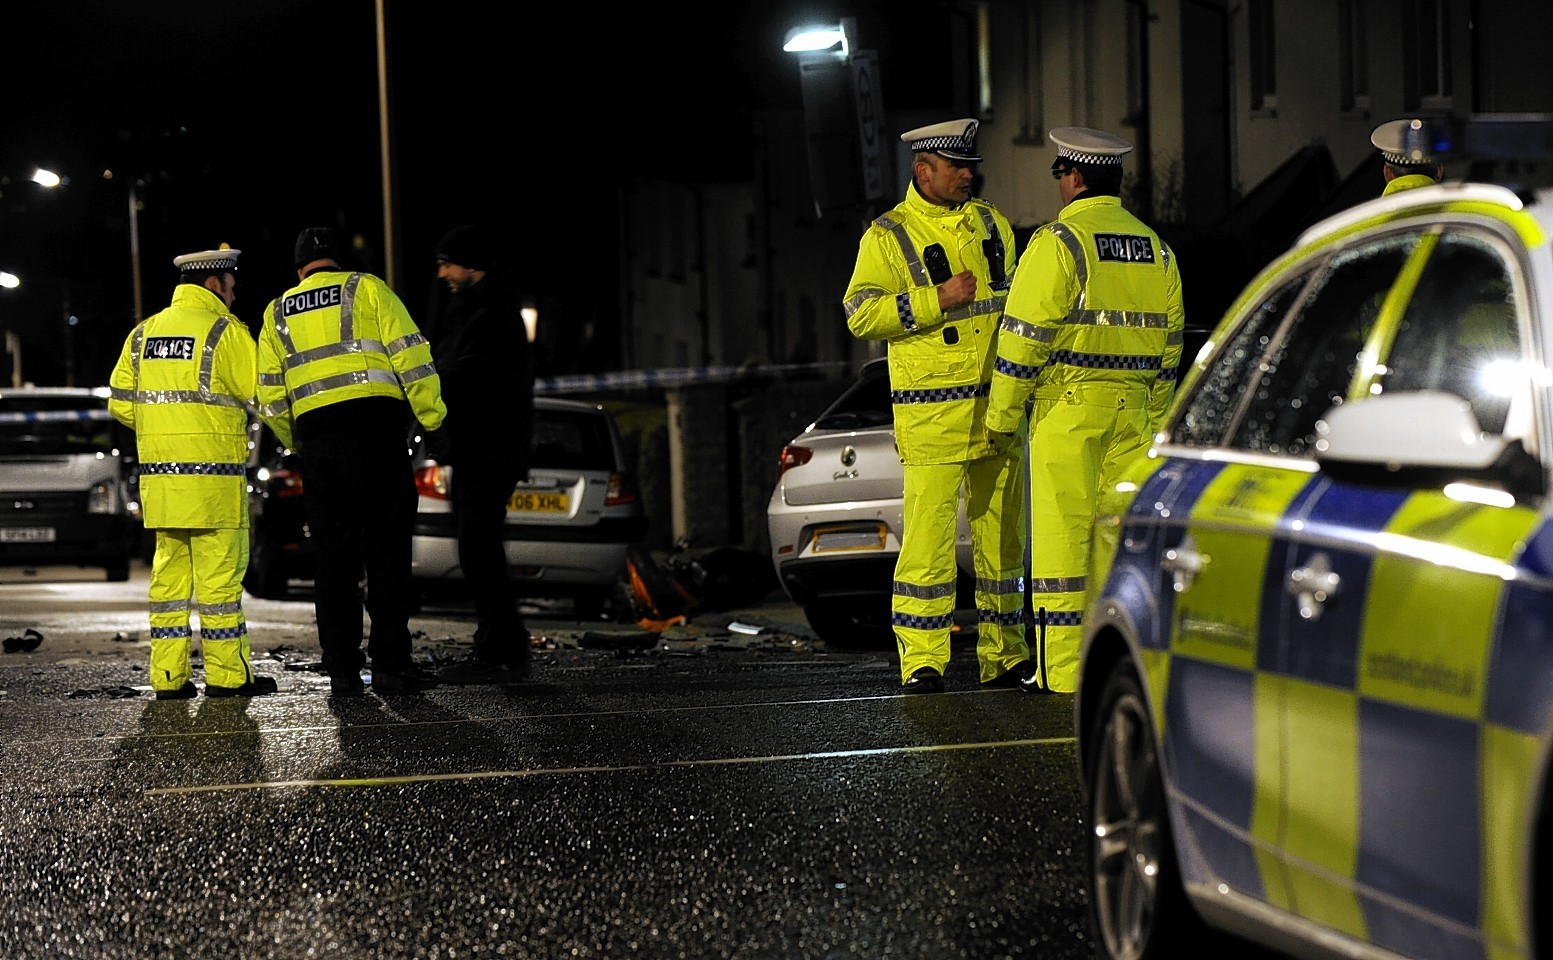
top-left (1314, 390), bottom-right (1545, 500)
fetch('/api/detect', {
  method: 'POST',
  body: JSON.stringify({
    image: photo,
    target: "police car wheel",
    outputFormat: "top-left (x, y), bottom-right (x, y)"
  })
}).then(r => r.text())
top-left (1084, 657), bottom-right (1207, 960)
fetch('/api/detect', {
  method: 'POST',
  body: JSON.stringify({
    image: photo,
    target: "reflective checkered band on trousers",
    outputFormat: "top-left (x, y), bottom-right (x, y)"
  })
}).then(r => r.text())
top-left (1032, 610), bottom-right (1083, 627)
top-left (200, 625), bottom-right (247, 640)
top-left (890, 382), bottom-right (990, 404)
top-left (151, 626), bottom-right (193, 639)
top-left (892, 611), bottom-right (956, 630)
top-left (994, 357), bottom-right (1043, 381)
top-left (139, 462), bottom-right (246, 476)
top-left (1047, 350), bottom-right (1162, 372)
top-left (1159, 363), bottom-right (1179, 383)
top-left (979, 609), bottom-right (1025, 626)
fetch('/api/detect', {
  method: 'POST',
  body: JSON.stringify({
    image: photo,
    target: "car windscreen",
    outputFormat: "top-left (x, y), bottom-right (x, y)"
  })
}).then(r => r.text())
top-left (532, 410), bottom-right (616, 471)
top-left (0, 399), bottom-right (121, 456)
top-left (812, 365), bottom-right (892, 430)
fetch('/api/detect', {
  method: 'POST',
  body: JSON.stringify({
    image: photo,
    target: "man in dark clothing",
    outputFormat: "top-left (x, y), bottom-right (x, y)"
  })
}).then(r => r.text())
top-left (425, 224), bottom-right (538, 684)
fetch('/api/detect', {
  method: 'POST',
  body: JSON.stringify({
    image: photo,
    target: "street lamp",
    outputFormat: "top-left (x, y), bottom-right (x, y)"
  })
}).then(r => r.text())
top-left (31, 165), bottom-right (145, 323)
top-left (782, 16), bottom-right (885, 216)
top-left (0, 271), bottom-right (19, 387)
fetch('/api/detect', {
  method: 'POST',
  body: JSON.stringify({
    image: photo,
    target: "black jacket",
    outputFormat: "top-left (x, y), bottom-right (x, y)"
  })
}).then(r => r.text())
top-left (422, 270), bottom-right (535, 474)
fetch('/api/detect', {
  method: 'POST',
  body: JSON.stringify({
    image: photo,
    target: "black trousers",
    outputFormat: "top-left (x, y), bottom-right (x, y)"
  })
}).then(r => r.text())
top-left (450, 457), bottom-right (528, 664)
top-left (301, 423), bottom-right (419, 677)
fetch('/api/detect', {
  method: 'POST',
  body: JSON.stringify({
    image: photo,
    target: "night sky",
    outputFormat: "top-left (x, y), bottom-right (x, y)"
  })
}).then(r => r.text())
top-left (0, 0), bottom-right (951, 385)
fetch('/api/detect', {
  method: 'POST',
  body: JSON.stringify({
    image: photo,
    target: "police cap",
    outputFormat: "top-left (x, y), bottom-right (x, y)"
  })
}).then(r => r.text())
top-left (172, 244), bottom-right (240, 274)
top-left (1371, 118), bottom-right (1435, 165)
top-left (901, 118), bottom-right (982, 162)
top-left (1048, 127), bottom-right (1133, 166)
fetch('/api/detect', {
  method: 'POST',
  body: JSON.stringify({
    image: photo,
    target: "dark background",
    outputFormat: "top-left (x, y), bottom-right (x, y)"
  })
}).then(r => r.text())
top-left (0, 0), bottom-right (957, 386)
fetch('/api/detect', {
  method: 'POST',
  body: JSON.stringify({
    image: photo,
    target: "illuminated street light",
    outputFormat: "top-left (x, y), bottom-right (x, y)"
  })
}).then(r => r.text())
top-left (0, 272), bottom-right (18, 289)
top-left (782, 22), bottom-right (850, 56)
top-left (33, 165), bottom-right (144, 322)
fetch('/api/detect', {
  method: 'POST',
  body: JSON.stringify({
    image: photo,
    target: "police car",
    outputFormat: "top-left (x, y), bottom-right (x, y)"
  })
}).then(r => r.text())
top-left (1076, 117), bottom-right (1553, 960)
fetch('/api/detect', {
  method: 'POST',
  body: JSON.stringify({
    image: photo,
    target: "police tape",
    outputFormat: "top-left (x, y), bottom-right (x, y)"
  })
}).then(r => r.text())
top-left (534, 361), bottom-right (855, 395)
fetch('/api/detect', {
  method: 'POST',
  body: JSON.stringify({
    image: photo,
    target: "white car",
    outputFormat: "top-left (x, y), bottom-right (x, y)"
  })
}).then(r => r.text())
top-left (411, 397), bottom-right (648, 619)
top-left (765, 358), bottom-right (973, 647)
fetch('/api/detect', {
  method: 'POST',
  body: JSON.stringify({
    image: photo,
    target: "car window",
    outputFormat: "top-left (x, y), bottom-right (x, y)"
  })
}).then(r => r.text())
top-left (812, 363), bottom-right (892, 430)
top-left (532, 409), bottom-right (616, 471)
top-left (1173, 273), bottom-right (1309, 447)
top-left (1380, 231), bottom-right (1525, 438)
top-left (0, 398), bottom-right (119, 455)
top-left (1230, 233), bottom-right (1420, 456)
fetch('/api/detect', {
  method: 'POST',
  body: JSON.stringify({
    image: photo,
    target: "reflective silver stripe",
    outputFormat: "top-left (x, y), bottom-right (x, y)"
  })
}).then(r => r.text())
top-left (272, 295), bottom-right (298, 355)
top-left (386, 331), bottom-right (428, 354)
top-left (258, 371), bottom-right (287, 386)
top-left (125, 389), bottom-right (247, 409)
top-left (258, 399), bottom-right (291, 418)
top-left (198, 600), bottom-right (243, 616)
top-left (843, 288), bottom-right (889, 318)
top-left (108, 386), bottom-right (135, 401)
top-left (339, 273), bottom-right (363, 340)
top-left (999, 315), bottom-right (1056, 343)
top-left (1166, 328), bottom-right (1184, 345)
top-left (149, 599), bottom-right (191, 614)
top-left (1046, 222), bottom-right (1088, 308)
top-left (282, 337), bottom-right (390, 372)
top-left (892, 579), bottom-right (957, 600)
top-left (289, 367), bottom-right (401, 401)
top-left (976, 575), bottom-right (1023, 595)
top-left (876, 214), bottom-right (930, 288)
top-left (1065, 309), bottom-right (1170, 329)
top-left (1029, 576), bottom-right (1086, 594)
top-left (944, 296), bottom-right (1004, 321)
top-left (199, 315), bottom-right (227, 396)
top-left (399, 361), bottom-right (438, 385)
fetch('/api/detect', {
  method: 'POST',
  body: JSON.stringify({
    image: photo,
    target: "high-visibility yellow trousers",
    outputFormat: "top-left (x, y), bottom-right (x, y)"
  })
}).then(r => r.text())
top-left (894, 451), bottom-right (1028, 684)
top-left (148, 527), bottom-right (252, 693)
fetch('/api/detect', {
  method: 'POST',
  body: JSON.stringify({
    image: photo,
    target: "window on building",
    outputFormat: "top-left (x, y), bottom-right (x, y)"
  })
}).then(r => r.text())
top-left (1338, 0), bottom-right (1369, 113)
top-left (1249, 0), bottom-right (1277, 113)
top-left (1403, 0), bottom-right (1452, 109)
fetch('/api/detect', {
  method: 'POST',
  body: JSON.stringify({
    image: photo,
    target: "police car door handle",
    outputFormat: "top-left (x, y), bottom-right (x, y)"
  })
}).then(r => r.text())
top-left (1286, 552), bottom-right (1341, 621)
top-left (1160, 536), bottom-right (1206, 593)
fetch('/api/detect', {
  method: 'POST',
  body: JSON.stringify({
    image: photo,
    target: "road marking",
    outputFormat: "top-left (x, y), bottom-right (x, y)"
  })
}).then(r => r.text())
top-left (144, 736), bottom-right (1075, 796)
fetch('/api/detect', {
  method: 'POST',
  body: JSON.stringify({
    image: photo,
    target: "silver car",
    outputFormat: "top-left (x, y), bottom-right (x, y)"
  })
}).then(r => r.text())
top-left (411, 397), bottom-right (648, 619)
top-left (766, 358), bottom-right (973, 647)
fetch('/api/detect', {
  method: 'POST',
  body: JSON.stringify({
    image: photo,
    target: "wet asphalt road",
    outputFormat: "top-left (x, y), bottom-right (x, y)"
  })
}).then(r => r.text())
top-left (0, 564), bottom-right (1094, 960)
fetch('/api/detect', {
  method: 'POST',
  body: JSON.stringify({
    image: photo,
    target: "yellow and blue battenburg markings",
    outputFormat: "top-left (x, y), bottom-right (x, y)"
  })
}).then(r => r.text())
top-left (1101, 455), bottom-right (1548, 960)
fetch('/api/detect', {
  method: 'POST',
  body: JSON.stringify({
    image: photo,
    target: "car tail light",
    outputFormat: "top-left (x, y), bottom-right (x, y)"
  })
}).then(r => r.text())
top-left (88, 480), bottom-right (119, 514)
top-left (415, 464), bottom-right (450, 500)
top-left (606, 471), bottom-right (638, 507)
top-left (776, 444), bottom-right (813, 480)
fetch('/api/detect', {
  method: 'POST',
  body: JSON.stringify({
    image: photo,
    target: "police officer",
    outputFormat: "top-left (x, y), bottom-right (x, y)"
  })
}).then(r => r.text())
top-left (842, 118), bottom-right (1031, 694)
top-left (1372, 118), bottom-right (1444, 195)
top-left (257, 227), bottom-right (446, 695)
top-left (985, 127), bottom-right (1185, 695)
top-left (109, 245), bottom-right (275, 699)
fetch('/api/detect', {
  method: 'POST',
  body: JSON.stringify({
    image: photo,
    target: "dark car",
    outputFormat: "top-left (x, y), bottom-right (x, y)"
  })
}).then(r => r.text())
top-left (242, 418), bottom-right (311, 599)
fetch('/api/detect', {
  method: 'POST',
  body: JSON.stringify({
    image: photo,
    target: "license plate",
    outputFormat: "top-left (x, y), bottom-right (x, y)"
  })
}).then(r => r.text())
top-left (1, 527), bottom-right (56, 543)
top-left (508, 491), bottom-right (569, 513)
top-left (811, 524), bottom-right (886, 553)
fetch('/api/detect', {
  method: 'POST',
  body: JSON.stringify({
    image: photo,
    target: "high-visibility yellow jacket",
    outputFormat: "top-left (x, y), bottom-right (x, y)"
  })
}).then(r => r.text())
top-left (842, 183), bottom-right (1018, 464)
top-left (108, 284), bottom-right (256, 529)
top-left (256, 269), bottom-right (445, 450)
top-left (986, 194), bottom-right (1185, 434)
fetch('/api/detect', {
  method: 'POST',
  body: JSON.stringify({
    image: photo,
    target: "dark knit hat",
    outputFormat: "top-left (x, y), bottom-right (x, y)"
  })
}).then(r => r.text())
top-left (435, 224), bottom-right (494, 271)
top-left (293, 227), bottom-right (340, 269)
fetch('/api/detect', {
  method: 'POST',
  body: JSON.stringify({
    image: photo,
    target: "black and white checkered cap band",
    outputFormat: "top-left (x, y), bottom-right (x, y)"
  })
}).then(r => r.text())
top-left (1381, 149), bottom-right (1432, 165)
top-left (1057, 146), bottom-right (1124, 165)
top-left (179, 256), bottom-right (239, 272)
top-left (911, 134), bottom-right (975, 154)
